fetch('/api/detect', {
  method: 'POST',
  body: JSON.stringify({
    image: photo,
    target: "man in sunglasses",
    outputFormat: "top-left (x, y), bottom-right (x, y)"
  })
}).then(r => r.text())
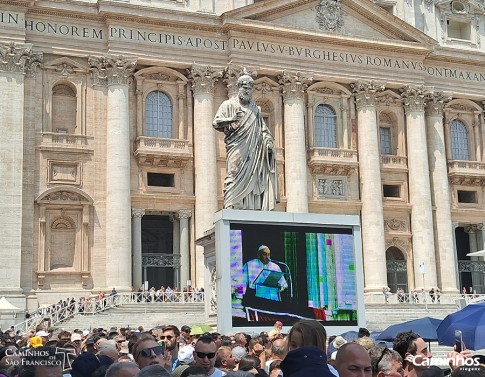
top-left (369, 346), bottom-right (404, 377)
top-left (194, 334), bottom-right (222, 376)
top-left (160, 325), bottom-right (180, 371)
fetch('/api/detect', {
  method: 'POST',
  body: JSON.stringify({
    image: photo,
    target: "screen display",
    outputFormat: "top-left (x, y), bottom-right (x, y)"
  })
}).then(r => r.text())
top-left (230, 222), bottom-right (358, 327)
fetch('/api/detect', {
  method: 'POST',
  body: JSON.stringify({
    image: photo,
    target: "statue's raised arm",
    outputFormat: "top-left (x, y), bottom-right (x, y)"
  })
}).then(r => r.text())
top-left (213, 74), bottom-right (279, 211)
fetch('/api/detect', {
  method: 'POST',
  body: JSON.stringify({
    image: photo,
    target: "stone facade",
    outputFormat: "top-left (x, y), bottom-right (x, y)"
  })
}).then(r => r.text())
top-left (1, 0), bottom-right (485, 309)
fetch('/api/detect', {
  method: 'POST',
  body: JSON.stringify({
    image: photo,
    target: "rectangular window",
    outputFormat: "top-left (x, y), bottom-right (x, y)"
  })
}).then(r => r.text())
top-left (457, 190), bottom-right (477, 203)
top-left (383, 184), bottom-right (400, 198)
top-left (447, 19), bottom-right (471, 40)
top-left (380, 127), bottom-right (392, 155)
top-left (147, 173), bottom-right (174, 187)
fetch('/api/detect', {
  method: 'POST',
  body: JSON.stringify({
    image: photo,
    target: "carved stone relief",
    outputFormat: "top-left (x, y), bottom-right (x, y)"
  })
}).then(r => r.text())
top-left (48, 161), bottom-right (80, 185)
top-left (317, 178), bottom-right (346, 197)
top-left (384, 218), bottom-right (408, 232)
top-left (315, 0), bottom-right (345, 32)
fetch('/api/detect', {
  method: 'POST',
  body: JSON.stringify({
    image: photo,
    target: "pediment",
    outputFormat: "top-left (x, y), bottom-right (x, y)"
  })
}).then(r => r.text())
top-left (43, 57), bottom-right (89, 74)
top-left (223, 0), bottom-right (437, 46)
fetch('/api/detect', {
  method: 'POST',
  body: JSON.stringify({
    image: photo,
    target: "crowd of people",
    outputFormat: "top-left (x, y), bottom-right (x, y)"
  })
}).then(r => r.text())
top-left (382, 288), bottom-right (444, 304)
top-left (0, 319), bottom-right (482, 377)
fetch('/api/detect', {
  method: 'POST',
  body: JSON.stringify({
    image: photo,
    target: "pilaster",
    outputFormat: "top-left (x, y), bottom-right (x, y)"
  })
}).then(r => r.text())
top-left (278, 71), bottom-right (312, 213)
top-left (131, 209), bottom-right (145, 290)
top-left (0, 43), bottom-right (42, 303)
top-left (401, 84), bottom-right (437, 289)
top-left (351, 80), bottom-right (387, 293)
top-left (90, 55), bottom-right (137, 291)
top-left (188, 64), bottom-right (222, 287)
top-left (425, 91), bottom-right (458, 293)
top-left (177, 209), bottom-right (192, 288)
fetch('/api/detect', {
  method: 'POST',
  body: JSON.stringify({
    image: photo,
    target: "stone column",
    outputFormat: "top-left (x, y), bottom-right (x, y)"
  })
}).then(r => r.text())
top-left (131, 209), bottom-right (144, 290)
top-left (351, 80), bottom-right (387, 293)
top-left (0, 43), bottom-right (42, 302)
top-left (278, 71), bottom-right (312, 213)
top-left (401, 85), bottom-right (437, 289)
top-left (178, 209), bottom-right (192, 288)
top-left (90, 55), bottom-right (137, 291)
top-left (425, 92), bottom-right (458, 293)
top-left (188, 65), bottom-right (222, 286)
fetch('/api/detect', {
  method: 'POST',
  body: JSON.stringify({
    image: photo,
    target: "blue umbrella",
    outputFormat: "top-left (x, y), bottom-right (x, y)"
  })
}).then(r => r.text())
top-left (339, 330), bottom-right (358, 341)
top-left (376, 317), bottom-right (442, 341)
top-left (437, 302), bottom-right (485, 350)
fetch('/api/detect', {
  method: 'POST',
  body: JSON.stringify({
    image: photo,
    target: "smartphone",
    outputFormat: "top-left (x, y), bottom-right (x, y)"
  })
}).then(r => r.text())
top-left (454, 330), bottom-right (463, 352)
top-left (158, 340), bottom-right (166, 354)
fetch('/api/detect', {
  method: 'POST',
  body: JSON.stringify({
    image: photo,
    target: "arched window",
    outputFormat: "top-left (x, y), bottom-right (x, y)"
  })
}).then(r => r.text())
top-left (314, 104), bottom-right (337, 148)
top-left (145, 91), bottom-right (173, 138)
top-left (52, 83), bottom-right (77, 133)
top-left (451, 119), bottom-right (469, 160)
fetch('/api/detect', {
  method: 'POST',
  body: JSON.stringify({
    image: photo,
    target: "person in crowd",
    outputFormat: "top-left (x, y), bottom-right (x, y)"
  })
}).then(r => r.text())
top-left (268, 360), bottom-right (282, 377)
top-left (193, 334), bottom-right (222, 377)
top-left (369, 346), bottom-right (404, 377)
top-left (160, 325), bottom-right (180, 370)
top-left (105, 362), bottom-right (140, 377)
top-left (136, 364), bottom-right (171, 377)
top-left (334, 343), bottom-right (372, 377)
top-left (393, 331), bottom-right (431, 377)
top-left (215, 346), bottom-right (236, 373)
top-left (281, 319), bottom-right (334, 377)
top-left (132, 334), bottom-right (169, 370)
top-left (359, 328), bottom-right (371, 338)
top-left (232, 346), bottom-right (248, 370)
top-left (264, 338), bottom-right (286, 373)
top-left (268, 322), bottom-right (283, 341)
top-left (18, 346), bottom-right (63, 377)
top-left (234, 333), bottom-right (248, 349)
top-left (180, 326), bottom-right (191, 346)
top-left (180, 366), bottom-right (209, 377)
top-left (238, 355), bottom-right (261, 374)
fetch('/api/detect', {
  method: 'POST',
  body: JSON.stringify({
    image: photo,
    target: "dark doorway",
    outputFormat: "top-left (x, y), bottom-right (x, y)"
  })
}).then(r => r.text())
top-left (386, 247), bottom-right (408, 294)
top-left (141, 215), bottom-right (175, 289)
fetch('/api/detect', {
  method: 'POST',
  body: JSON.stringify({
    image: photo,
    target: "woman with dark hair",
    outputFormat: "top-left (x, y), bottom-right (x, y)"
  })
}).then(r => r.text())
top-left (281, 320), bottom-right (334, 377)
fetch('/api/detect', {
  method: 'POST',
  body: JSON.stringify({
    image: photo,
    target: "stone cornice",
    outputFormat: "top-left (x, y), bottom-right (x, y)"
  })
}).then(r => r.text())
top-left (188, 64), bottom-right (222, 96)
top-left (278, 71), bottom-right (313, 101)
top-left (88, 55), bottom-right (137, 86)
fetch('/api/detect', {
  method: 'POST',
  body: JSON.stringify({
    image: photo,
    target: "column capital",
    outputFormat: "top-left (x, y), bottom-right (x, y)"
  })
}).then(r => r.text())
top-left (400, 84), bottom-right (428, 114)
top-left (0, 42), bottom-right (43, 77)
top-left (425, 91), bottom-right (452, 117)
top-left (177, 209), bottom-right (192, 219)
top-left (132, 208), bottom-right (145, 218)
top-left (351, 80), bottom-right (385, 109)
top-left (278, 71), bottom-right (313, 101)
top-left (223, 64), bottom-right (257, 98)
top-left (88, 55), bottom-right (137, 86)
top-left (464, 223), bottom-right (484, 233)
top-left (188, 64), bottom-right (222, 96)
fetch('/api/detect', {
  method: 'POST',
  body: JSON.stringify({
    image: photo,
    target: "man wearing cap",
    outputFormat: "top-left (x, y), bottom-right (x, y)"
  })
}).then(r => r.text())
top-left (241, 245), bottom-right (288, 302)
top-left (35, 330), bottom-right (50, 346)
top-left (180, 325), bottom-right (191, 346)
top-left (28, 336), bottom-right (43, 349)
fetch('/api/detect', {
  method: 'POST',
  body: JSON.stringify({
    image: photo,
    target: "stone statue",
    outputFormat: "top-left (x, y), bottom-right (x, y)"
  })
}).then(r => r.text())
top-left (213, 73), bottom-right (279, 211)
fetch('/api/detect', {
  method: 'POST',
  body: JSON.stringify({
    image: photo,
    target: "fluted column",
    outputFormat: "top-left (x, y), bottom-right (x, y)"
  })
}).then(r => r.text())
top-left (278, 71), bottom-right (312, 212)
top-left (401, 85), bottom-right (437, 289)
top-left (351, 80), bottom-right (387, 293)
top-left (90, 55), bottom-right (137, 290)
top-left (0, 43), bottom-right (42, 298)
top-left (131, 209), bottom-right (145, 290)
top-left (188, 65), bottom-right (222, 286)
top-left (178, 209), bottom-right (192, 288)
top-left (425, 92), bottom-right (458, 293)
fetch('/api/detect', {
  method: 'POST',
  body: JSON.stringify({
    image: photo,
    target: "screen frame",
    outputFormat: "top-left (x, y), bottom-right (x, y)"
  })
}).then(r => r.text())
top-left (214, 209), bottom-right (366, 336)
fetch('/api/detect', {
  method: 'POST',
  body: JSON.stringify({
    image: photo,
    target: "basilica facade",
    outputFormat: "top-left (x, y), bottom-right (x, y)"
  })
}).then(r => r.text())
top-left (1, 0), bottom-right (485, 310)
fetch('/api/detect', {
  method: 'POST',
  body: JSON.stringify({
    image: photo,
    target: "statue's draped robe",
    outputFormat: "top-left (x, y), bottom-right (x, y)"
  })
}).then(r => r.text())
top-left (213, 98), bottom-right (279, 211)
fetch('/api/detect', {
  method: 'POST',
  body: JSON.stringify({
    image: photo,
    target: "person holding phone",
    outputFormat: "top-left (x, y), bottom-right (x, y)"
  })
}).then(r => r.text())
top-left (448, 330), bottom-right (473, 371)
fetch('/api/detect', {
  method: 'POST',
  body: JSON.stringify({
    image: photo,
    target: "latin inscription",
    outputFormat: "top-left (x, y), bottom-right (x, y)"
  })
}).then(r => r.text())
top-left (0, 12), bottom-right (483, 82)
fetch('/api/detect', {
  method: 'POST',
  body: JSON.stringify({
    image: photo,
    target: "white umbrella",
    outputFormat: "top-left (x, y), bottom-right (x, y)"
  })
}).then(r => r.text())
top-left (467, 250), bottom-right (485, 257)
top-left (0, 297), bottom-right (20, 311)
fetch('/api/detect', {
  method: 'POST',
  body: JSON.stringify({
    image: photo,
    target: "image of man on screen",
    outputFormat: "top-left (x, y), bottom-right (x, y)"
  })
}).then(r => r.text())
top-left (241, 245), bottom-right (288, 302)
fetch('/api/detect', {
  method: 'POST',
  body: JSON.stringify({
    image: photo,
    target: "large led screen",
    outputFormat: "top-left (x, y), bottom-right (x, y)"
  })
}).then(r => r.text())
top-left (229, 222), bottom-right (358, 327)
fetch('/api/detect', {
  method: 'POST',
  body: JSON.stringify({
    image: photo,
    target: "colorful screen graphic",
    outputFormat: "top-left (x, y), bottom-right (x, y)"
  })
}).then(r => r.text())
top-left (230, 222), bottom-right (358, 327)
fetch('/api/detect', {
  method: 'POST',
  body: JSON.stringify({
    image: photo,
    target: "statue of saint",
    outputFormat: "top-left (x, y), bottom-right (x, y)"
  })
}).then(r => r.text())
top-left (213, 73), bottom-right (279, 211)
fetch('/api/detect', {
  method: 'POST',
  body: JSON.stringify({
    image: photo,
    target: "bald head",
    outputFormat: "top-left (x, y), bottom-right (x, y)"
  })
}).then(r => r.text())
top-left (335, 343), bottom-right (372, 377)
top-left (271, 338), bottom-right (287, 357)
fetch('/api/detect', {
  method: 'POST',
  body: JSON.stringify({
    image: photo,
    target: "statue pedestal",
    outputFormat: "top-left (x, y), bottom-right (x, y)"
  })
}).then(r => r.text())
top-left (198, 209), bottom-right (366, 336)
